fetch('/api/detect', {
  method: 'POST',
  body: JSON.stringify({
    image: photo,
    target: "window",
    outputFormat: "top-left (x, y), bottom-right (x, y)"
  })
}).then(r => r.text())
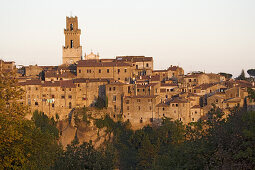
top-left (138, 106), bottom-right (141, 110)
top-left (52, 104), bottom-right (54, 108)
top-left (146, 63), bottom-right (149, 67)
top-left (180, 118), bottom-right (182, 121)
top-left (28, 87), bottom-right (31, 90)
top-left (70, 24), bottom-right (73, 31)
top-left (99, 69), bottom-right (101, 73)
top-left (192, 118), bottom-right (194, 121)
top-left (176, 104), bottom-right (178, 107)
top-left (124, 68), bottom-right (127, 73)
top-left (137, 89), bottom-right (140, 92)
top-left (62, 88), bottom-right (64, 91)
top-left (42, 94), bottom-right (46, 97)
top-left (35, 102), bottom-right (38, 106)
top-left (137, 99), bottom-right (141, 102)
top-left (79, 69), bottom-right (81, 73)
top-left (109, 87), bottom-right (111, 91)
top-left (61, 95), bottom-right (65, 99)
top-left (216, 99), bottom-right (218, 103)
top-left (113, 87), bottom-right (116, 91)
top-left (35, 87), bottom-right (38, 90)
top-left (136, 65), bottom-right (138, 69)
top-left (189, 79), bottom-right (192, 82)
top-left (195, 111), bottom-right (197, 114)
top-left (69, 102), bottom-right (72, 109)
top-left (172, 104), bottom-right (175, 107)
top-left (126, 100), bottom-right (129, 104)
top-left (113, 95), bottom-right (116, 102)
top-left (114, 105), bottom-right (116, 112)
top-left (163, 107), bottom-right (165, 111)
top-left (140, 118), bottom-right (143, 123)
top-left (70, 40), bottom-right (73, 48)
top-left (69, 88), bottom-right (71, 91)
top-left (143, 89), bottom-right (145, 92)
top-left (107, 69), bottom-right (110, 73)
top-left (78, 84), bottom-right (80, 87)
top-left (68, 95), bottom-right (72, 99)
top-left (149, 106), bottom-right (152, 110)
top-left (148, 99), bottom-right (152, 102)
top-left (118, 69), bottom-right (120, 74)
top-left (127, 106), bottom-right (129, 110)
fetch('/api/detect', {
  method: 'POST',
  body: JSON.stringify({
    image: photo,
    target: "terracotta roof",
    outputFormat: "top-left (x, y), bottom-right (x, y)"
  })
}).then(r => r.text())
top-left (169, 97), bottom-right (189, 104)
top-left (167, 66), bottom-right (182, 71)
top-left (156, 103), bottom-right (169, 107)
top-left (60, 80), bottom-right (76, 88)
top-left (73, 78), bottom-right (109, 83)
top-left (194, 83), bottom-right (219, 90)
top-left (19, 79), bottom-right (41, 86)
top-left (224, 97), bottom-right (241, 103)
top-left (161, 83), bottom-right (178, 87)
top-left (191, 105), bottom-right (201, 109)
top-left (125, 95), bottom-right (158, 99)
top-left (77, 60), bottom-right (131, 67)
top-left (137, 83), bottom-right (158, 88)
top-left (116, 56), bottom-right (153, 62)
top-left (45, 71), bottom-right (76, 78)
top-left (153, 70), bottom-right (167, 73)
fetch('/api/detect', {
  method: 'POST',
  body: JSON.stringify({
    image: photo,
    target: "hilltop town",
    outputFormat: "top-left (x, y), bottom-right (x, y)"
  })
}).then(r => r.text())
top-left (1, 16), bottom-right (255, 130)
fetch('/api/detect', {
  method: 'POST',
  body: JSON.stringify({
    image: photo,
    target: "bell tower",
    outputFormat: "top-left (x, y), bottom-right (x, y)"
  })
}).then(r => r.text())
top-left (62, 16), bottom-right (82, 64)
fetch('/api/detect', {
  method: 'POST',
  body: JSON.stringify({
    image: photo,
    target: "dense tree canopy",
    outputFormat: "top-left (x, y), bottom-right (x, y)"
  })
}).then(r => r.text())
top-left (247, 69), bottom-right (255, 77)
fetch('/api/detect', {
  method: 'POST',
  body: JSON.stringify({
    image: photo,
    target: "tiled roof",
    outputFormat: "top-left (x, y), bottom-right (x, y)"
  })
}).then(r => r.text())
top-left (125, 95), bottom-right (158, 99)
top-left (116, 56), bottom-right (153, 62)
top-left (77, 60), bottom-right (131, 67)
top-left (45, 71), bottom-right (76, 78)
top-left (191, 105), bottom-right (201, 109)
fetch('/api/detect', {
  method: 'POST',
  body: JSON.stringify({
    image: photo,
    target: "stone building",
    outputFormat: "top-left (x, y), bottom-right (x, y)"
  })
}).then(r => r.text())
top-left (77, 60), bottom-right (133, 83)
top-left (62, 16), bottom-right (82, 64)
top-left (19, 78), bottom-right (108, 119)
top-left (156, 97), bottom-right (194, 124)
top-left (123, 95), bottom-right (160, 128)
top-left (0, 59), bottom-right (15, 72)
top-left (116, 56), bottom-right (153, 76)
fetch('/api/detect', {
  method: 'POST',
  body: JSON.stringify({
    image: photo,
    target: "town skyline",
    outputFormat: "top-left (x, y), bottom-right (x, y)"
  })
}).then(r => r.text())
top-left (1, 0), bottom-right (255, 77)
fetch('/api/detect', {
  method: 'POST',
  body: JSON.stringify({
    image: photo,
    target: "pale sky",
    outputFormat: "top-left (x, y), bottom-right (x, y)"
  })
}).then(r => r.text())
top-left (0, 0), bottom-right (255, 77)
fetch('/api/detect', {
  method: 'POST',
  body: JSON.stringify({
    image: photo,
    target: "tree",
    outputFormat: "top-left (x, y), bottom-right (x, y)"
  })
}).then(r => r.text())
top-left (247, 69), bottom-right (255, 77)
top-left (236, 69), bottom-right (246, 80)
top-left (53, 141), bottom-right (115, 170)
top-left (219, 72), bottom-right (233, 79)
top-left (0, 71), bottom-right (61, 169)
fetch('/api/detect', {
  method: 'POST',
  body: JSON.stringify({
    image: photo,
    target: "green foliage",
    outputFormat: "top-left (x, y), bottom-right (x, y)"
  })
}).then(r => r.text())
top-left (248, 88), bottom-right (255, 100)
top-left (0, 71), bottom-right (61, 169)
top-left (236, 69), bottom-right (246, 80)
top-left (95, 96), bottom-right (106, 109)
top-left (219, 72), bottom-right (233, 79)
top-left (53, 141), bottom-right (115, 170)
top-left (32, 110), bottom-right (59, 139)
top-left (247, 69), bottom-right (255, 77)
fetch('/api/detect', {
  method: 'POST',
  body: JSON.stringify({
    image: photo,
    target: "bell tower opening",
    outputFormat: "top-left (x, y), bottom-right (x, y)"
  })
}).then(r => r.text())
top-left (70, 40), bottom-right (73, 48)
top-left (70, 24), bottom-right (73, 31)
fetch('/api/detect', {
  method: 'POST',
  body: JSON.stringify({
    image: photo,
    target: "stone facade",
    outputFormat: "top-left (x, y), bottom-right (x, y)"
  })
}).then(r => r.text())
top-left (63, 16), bottom-right (82, 64)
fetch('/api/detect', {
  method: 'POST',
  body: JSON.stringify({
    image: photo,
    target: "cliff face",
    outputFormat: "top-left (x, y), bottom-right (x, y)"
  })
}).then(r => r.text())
top-left (57, 107), bottom-right (111, 148)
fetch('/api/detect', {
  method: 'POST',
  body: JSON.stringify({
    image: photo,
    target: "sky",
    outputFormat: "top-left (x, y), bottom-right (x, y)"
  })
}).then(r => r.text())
top-left (0, 0), bottom-right (255, 77)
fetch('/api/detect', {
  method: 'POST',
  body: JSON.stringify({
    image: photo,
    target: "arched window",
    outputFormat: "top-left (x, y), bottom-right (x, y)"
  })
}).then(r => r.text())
top-left (69, 102), bottom-right (72, 109)
top-left (70, 24), bottom-right (73, 31)
top-left (70, 40), bottom-right (73, 48)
